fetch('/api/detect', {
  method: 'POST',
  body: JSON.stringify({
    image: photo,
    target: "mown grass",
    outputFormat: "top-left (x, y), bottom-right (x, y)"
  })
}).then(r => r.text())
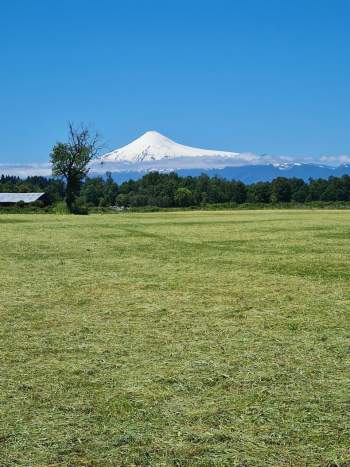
top-left (0, 210), bottom-right (349, 466)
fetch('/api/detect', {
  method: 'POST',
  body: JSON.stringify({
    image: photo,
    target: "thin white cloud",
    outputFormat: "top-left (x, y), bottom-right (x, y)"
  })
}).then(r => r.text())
top-left (318, 155), bottom-right (350, 166)
top-left (1, 153), bottom-right (350, 177)
top-left (0, 164), bottom-right (51, 177)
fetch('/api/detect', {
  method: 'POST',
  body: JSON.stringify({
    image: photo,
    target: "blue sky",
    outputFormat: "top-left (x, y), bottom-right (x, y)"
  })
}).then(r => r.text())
top-left (0, 0), bottom-right (350, 165)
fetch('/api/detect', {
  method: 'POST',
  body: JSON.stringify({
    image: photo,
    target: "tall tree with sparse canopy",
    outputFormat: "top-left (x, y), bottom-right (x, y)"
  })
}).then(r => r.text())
top-left (50, 123), bottom-right (100, 212)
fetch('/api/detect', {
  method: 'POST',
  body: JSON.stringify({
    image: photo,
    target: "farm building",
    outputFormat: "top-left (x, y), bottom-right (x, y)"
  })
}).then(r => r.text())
top-left (0, 193), bottom-right (48, 205)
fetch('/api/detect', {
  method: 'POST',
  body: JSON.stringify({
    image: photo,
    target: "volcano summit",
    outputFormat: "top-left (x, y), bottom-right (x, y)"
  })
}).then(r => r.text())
top-left (99, 131), bottom-right (263, 166)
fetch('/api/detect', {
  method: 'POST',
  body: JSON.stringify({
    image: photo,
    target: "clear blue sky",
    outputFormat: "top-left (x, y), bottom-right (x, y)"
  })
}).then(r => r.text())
top-left (1, 0), bottom-right (349, 164)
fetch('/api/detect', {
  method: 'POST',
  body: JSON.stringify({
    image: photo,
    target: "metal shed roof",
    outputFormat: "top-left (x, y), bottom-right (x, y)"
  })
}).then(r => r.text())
top-left (0, 193), bottom-right (45, 203)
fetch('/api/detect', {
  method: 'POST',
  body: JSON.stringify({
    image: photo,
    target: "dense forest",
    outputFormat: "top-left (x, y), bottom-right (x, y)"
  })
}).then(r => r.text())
top-left (2, 172), bottom-right (350, 208)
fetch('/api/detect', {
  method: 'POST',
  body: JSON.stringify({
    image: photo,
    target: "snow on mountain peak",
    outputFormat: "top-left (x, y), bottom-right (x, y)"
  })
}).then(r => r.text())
top-left (101, 131), bottom-right (242, 163)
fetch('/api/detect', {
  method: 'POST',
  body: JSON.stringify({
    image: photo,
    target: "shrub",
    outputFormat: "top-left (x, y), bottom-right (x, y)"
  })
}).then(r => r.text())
top-left (174, 188), bottom-right (193, 207)
top-left (52, 201), bottom-right (70, 214)
top-left (72, 198), bottom-right (89, 215)
top-left (16, 200), bottom-right (25, 209)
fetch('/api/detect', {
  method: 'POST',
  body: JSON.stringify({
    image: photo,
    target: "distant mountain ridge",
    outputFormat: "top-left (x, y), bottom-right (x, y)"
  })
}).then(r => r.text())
top-left (104, 164), bottom-right (350, 184)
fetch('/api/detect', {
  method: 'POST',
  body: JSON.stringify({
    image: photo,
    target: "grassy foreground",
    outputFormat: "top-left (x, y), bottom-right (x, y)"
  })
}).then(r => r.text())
top-left (0, 211), bottom-right (349, 466)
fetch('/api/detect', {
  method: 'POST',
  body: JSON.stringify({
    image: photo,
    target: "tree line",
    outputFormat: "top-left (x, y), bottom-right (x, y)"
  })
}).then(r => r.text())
top-left (2, 172), bottom-right (350, 208)
top-left (2, 124), bottom-right (350, 211)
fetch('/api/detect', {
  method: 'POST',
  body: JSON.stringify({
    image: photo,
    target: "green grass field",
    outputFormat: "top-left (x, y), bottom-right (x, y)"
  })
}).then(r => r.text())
top-left (0, 211), bottom-right (349, 466)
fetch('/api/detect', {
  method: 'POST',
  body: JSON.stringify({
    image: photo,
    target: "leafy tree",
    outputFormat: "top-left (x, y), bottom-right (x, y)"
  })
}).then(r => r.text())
top-left (270, 177), bottom-right (292, 203)
top-left (174, 188), bottom-right (193, 207)
top-left (289, 178), bottom-right (306, 197)
top-left (50, 123), bottom-right (100, 212)
top-left (115, 193), bottom-right (130, 207)
top-left (129, 194), bottom-right (149, 207)
top-left (292, 185), bottom-right (310, 203)
top-left (81, 177), bottom-right (106, 206)
top-left (308, 178), bottom-right (328, 201)
top-left (102, 172), bottom-right (119, 206)
top-left (230, 181), bottom-right (247, 203)
top-left (247, 182), bottom-right (271, 203)
top-left (322, 176), bottom-right (350, 201)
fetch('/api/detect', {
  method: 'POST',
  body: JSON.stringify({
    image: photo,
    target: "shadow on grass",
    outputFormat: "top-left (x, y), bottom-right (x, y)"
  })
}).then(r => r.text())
top-left (0, 219), bottom-right (31, 224)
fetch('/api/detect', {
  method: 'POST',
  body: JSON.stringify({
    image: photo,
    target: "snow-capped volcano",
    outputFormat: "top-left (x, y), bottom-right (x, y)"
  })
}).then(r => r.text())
top-left (93, 130), bottom-right (308, 173)
top-left (101, 130), bottom-right (245, 163)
